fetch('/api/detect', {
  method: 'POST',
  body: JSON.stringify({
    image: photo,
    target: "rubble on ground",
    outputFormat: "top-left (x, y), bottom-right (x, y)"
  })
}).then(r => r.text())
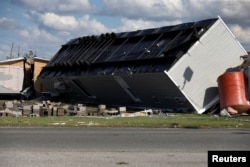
top-left (0, 100), bottom-right (160, 117)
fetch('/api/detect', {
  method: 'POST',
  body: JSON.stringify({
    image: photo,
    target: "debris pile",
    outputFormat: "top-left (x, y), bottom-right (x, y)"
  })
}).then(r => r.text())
top-left (0, 100), bottom-right (156, 117)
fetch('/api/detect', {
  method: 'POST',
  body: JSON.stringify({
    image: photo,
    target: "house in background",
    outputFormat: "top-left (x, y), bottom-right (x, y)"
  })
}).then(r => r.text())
top-left (0, 56), bottom-right (49, 99)
top-left (38, 16), bottom-right (247, 113)
top-left (30, 57), bottom-right (50, 93)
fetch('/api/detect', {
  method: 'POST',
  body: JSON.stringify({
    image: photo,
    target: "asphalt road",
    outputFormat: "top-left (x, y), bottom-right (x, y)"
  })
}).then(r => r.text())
top-left (0, 127), bottom-right (249, 167)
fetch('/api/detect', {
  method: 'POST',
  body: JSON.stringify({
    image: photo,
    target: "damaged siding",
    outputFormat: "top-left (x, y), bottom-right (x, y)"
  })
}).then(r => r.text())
top-left (33, 57), bottom-right (50, 92)
top-left (0, 57), bottom-right (49, 96)
top-left (0, 66), bottom-right (24, 93)
top-left (0, 58), bottom-right (24, 93)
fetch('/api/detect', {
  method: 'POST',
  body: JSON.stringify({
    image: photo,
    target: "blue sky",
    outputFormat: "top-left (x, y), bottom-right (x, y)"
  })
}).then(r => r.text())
top-left (0, 0), bottom-right (250, 60)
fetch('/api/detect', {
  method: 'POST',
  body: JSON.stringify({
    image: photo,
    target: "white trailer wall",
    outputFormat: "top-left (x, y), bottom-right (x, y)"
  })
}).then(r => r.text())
top-left (167, 17), bottom-right (247, 113)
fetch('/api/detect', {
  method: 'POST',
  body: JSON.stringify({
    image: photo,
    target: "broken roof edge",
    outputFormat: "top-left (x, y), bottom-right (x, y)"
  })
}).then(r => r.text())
top-left (46, 17), bottom-right (219, 69)
top-left (0, 57), bottom-right (25, 64)
top-left (63, 17), bottom-right (218, 46)
top-left (33, 57), bottom-right (50, 62)
top-left (0, 56), bottom-right (50, 64)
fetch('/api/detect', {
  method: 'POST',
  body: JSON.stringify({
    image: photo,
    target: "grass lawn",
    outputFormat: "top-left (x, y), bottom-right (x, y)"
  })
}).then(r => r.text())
top-left (0, 114), bottom-right (249, 128)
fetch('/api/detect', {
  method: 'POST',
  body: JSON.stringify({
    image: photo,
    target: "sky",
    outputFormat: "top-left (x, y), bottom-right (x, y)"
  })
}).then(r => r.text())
top-left (0, 0), bottom-right (250, 60)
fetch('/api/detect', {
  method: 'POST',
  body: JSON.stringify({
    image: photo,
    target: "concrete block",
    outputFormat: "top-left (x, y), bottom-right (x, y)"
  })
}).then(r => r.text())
top-left (57, 108), bottom-right (65, 116)
top-left (77, 104), bottom-right (83, 107)
top-left (64, 106), bottom-right (71, 116)
top-left (144, 109), bottom-right (153, 115)
top-left (42, 101), bottom-right (47, 107)
top-left (39, 106), bottom-right (44, 117)
top-left (48, 106), bottom-right (53, 116)
top-left (22, 105), bottom-right (32, 116)
top-left (77, 110), bottom-right (87, 116)
top-left (118, 107), bottom-right (126, 113)
top-left (78, 106), bottom-right (86, 112)
top-left (32, 105), bottom-right (42, 116)
top-left (23, 105), bottom-right (32, 110)
top-left (32, 104), bottom-right (41, 110)
top-left (105, 108), bottom-right (119, 115)
top-left (52, 107), bottom-right (58, 116)
top-left (45, 107), bottom-right (52, 116)
top-left (75, 106), bottom-right (87, 116)
top-left (98, 105), bottom-right (106, 115)
top-left (98, 104), bottom-right (106, 111)
top-left (5, 101), bottom-right (13, 108)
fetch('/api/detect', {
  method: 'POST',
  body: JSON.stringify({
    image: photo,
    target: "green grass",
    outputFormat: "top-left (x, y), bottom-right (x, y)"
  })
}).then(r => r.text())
top-left (0, 114), bottom-right (250, 128)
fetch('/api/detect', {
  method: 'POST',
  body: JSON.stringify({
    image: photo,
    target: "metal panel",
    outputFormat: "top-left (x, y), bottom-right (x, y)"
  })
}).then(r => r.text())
top-left (168, 17), bottom-right (247, 113)
top-left (40, 73), bottom-right (195, 110)
top-left (62, 76), bottom-right (133, 105)
top-left (120, 73), bottom-right (194, 110)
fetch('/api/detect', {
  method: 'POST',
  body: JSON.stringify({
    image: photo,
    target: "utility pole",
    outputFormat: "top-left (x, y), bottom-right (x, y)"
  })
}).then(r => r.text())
top-left (9, 42), bottom-right (14, 59)
top-left (18, 46), bottom-right (20, 57)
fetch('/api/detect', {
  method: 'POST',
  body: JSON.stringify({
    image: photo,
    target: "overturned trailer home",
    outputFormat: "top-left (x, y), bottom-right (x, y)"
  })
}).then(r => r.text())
top-left (38, 16), bottom-right (247, 113)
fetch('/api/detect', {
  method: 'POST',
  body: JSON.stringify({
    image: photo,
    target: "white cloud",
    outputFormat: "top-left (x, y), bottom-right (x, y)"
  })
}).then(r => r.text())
top-left (57, 0), bottom-right (94, 12)
top-left (115, 18), bottom-right (181, 32)
top-left (78, 15), bottom-right (109, 34)
top-left (0, 17), bottom-right (16, 29)
top-left (15, 12), bottom-right (110, 58)
top-left (33, 11), bottom-right (109, 35)
top-left (230, 24), bottom-right (250, 44)
top-left (40, 13), bottom-right (78, 31)
top-left (17, 25), bottom-right (63, 58)
top-left (102, 0), bottom-right (250, 23)
top-left (221, 0), bottom-right (250, 20)
top-left (186, 0), bottom-right (223, 17)
top-left (12, 0), bottom-right (96, 14)
top-left (18, 26), bottom-right (59, 42)
top-left (103, 0), bottom-right (186, 20)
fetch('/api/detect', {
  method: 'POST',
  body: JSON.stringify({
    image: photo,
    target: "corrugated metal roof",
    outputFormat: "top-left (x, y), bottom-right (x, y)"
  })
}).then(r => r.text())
top-left (41, 18), bottom-right (218, 78)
